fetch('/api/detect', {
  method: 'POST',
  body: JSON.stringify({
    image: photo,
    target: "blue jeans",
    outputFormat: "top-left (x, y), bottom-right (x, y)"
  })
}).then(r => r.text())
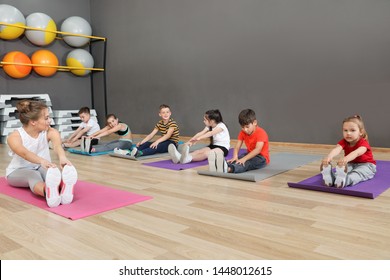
top-left (138, 140), bottom-right (176, 156)
top-left (228, 153), bottom-right (267, 174)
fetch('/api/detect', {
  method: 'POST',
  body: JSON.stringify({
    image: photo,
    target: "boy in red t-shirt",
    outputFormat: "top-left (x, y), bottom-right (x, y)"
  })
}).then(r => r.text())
top-left (213, 109), bottom-right (270, 173)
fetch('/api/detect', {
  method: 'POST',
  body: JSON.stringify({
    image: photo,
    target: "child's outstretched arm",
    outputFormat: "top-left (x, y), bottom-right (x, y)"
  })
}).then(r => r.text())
top-left (137, 128), bottom-right (158, 147)
top-left (235, 141), bottom-right (264, 165)
top-left (48, 127), bottom-right (72, 167)
top-left (88, 125), bottom-right (112, 139)
top-left (190, 127), bottom-right (223, 144)
top-left (187, 127), bottom-right (209, 145)
top-left (72, 126), bottom-right (91, 142)
top-left (150, 127), bottom-right (175, 148)
top-left (337, 146), bottom-right (367, 166)
top-left (322, 144), bottom-right (343, 165)
top-left (227, 140), bottom-right (243, 163)
top-left (63, 126), bottom-right (82, 143)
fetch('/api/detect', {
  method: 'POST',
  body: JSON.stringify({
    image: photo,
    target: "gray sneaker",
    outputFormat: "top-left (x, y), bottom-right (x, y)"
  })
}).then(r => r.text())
top-left (80, 138), bottom-right (85, 152)
top-left (320, 164), bottom-right (334, 187)
top-left (85, 138), bottom-right (92, 153)
top-left (215, 150), bottom-right (227, 173)
top-left (334, 166), bottom-right (347, 188)
top-left (208, 151), bottom-right (217, 172)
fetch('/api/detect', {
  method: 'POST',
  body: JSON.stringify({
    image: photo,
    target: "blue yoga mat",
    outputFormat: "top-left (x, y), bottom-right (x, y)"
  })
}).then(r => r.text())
top-left (67, 148), bottom-right (111, 156)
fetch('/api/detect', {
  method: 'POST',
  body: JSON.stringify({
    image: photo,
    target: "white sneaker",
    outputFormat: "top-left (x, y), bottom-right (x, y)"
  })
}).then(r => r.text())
top-left (334, 166), bottom-right (347, 188)
top-left (45, 167), bottom-right (62, 208)
top-left (130, 147), bottom-right (138, 157)
top-left (320, 164), bottom-right (334, 187)
top-left (168, 144), bottom-right (181, 164)
top-left (208, 151), bottom-right (217, 172)
top-left (215, 150), bottom-right (227, 173)
top-left (80, 138), bottom-right (85, 152)
top-left (61, 165), bottom-right (78, 205)
top-left (84, 138), bottom-right (92, 153)
top-left (114, 148), bottom-right (130, 155)
top-left (180, 145), bottom-right (192, 164)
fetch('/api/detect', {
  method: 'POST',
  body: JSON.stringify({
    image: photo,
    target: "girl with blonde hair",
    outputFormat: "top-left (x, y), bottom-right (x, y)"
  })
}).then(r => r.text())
top-left (321, 115), bottom-right (376, 188)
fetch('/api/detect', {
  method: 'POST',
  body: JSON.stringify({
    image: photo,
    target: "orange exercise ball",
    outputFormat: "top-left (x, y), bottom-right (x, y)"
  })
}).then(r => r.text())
top-left (2, 51), bottom-right (32, 79)
top-left (31, 49), bottom-right (59, 77)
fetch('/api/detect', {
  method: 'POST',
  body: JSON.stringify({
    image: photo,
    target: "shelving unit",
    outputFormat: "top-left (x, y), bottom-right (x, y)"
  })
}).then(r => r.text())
top-left (0, 94), bottom-right (54, 143)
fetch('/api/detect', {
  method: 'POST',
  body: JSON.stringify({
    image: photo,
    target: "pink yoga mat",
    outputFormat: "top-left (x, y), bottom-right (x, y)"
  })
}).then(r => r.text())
top-left (0, 177), bottom-right (152, 220)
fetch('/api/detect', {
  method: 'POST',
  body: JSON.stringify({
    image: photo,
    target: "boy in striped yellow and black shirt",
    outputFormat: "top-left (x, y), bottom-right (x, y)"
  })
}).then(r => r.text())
top-left (131, 104), bottom-right (180, 158)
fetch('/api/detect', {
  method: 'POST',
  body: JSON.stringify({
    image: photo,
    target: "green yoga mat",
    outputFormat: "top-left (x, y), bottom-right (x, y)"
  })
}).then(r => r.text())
top-left (197, 153), bottom-right (322, 182)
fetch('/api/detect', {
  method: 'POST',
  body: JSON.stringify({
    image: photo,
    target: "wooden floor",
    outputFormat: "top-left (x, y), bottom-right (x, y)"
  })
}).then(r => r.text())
top-left (1, 137), bottom-right (390, 260)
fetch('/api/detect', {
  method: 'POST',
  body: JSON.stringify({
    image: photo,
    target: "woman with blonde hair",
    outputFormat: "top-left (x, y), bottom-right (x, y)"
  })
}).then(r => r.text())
top-left (6, 100), bottom-right (78, 208)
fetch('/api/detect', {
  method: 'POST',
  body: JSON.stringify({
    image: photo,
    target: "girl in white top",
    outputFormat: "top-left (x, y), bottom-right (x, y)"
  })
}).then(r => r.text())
top-left (168, 109), bottom-right (230, 164)
top-left (6, 100), bottom-right (78, 208)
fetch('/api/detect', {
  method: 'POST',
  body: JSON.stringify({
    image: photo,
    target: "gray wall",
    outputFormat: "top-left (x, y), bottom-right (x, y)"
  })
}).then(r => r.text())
top-left (3, 0), bottom-right (390, 147)
top-left (1, 0), bottom-right (94, 110)
top-left (90, 0), bottom-right (390, 147)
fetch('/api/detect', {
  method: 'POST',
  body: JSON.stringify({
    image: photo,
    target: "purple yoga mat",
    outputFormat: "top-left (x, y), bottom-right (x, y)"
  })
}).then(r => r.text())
top-left (143, 148), bottom-right (244, 171)
top-left (288, 160), bottom-right (390, 199)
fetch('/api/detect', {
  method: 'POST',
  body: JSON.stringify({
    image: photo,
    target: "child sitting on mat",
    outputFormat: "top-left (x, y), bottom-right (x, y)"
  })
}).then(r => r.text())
top-left (129, 104), bottom-right (180, 158)
top-left (62, 107), bottom-right (100, 149)
top-left (84, 114), bottom-right (133, 153)
top-left (213, 109), bottom-right (269, 173)
top-left (320, 115), bottom-right (376, 188)
top-left (6, 100), bottom-right (78, 208)
top-left (168, 109), bottom-right (230, 166)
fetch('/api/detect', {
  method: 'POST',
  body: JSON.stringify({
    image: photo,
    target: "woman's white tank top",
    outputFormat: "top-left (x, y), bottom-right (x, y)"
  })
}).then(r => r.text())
top-left (6, 127), bottom-right (51, 176)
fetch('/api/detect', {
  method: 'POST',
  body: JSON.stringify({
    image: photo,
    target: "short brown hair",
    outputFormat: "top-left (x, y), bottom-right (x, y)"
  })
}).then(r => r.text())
top-left (78, 107), bottom-right (90, 115)
top-left (159, 104), bottom-right (170, 111)
top-left (238, 109), bottom-right (256, 126)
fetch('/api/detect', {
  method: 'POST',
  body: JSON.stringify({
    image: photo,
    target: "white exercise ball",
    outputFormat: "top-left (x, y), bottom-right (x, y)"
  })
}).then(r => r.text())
top-left (61, 16), bottom-right (92, 47)
top-left (0, 4), bottom-right (26, 39)
top-left (25, 12), bottom-right (57, 46)
top-left (66, 49), bottom-right (94, 76)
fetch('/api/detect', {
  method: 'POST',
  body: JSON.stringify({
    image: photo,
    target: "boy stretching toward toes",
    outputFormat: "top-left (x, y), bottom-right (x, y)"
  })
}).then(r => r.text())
top-left (212, 109), bottom-right (269, 173)
top-left (131, 104), bottom-right (180, 158)
top-left (62, 107), bottom-right (100, 149)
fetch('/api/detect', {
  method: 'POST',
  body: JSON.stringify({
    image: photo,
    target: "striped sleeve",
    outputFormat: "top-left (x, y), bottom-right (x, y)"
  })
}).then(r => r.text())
top-left (155, 119), bottom-right (180, 143)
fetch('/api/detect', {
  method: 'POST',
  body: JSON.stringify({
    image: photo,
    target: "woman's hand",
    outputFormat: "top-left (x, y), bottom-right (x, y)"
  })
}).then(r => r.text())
top-left (40, 158), bottom-right (56, 169)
